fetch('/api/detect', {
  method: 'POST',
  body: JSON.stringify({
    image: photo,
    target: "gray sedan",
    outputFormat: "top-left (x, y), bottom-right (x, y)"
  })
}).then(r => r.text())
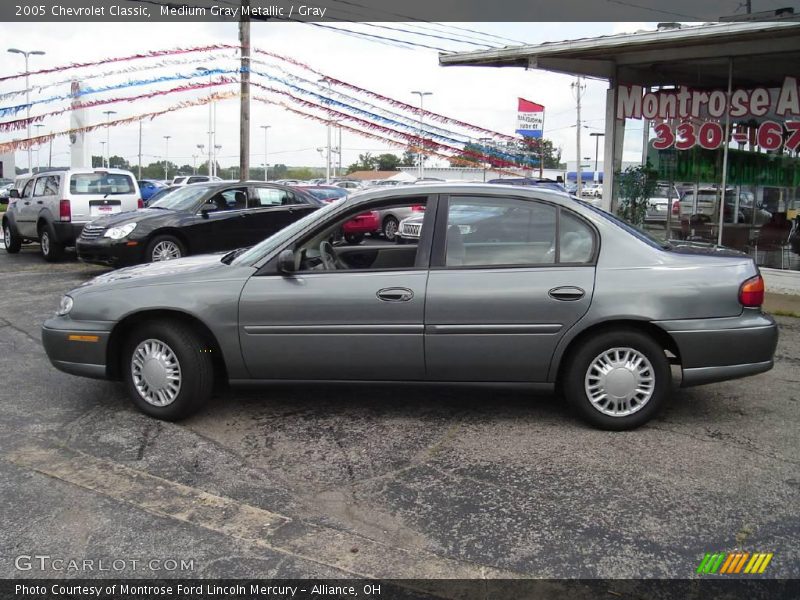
top-left (42, 184), bottom-right (778, 430)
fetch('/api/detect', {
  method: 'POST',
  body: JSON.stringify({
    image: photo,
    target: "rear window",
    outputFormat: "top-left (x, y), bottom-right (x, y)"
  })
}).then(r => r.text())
top-left (70, 173), bottom-right (135, 195)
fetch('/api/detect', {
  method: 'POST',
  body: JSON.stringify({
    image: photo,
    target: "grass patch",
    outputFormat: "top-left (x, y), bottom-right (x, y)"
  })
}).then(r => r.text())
top-left (768, 309), bottom-right (800, 319)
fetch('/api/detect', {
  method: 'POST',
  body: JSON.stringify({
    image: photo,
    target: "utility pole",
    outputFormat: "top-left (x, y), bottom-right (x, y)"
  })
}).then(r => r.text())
top-left (196, 67), bottom-right (214, 178)
top-left (196, 144), bottom-right (205, 174)
top-left (7, 48), bottom-right (45, 175)
top-left (239, 0), bottom-right (251, 182)
top-left (99, 141), bottom-right (105, 169)
top-left (260, 125), bottom-right (270, 181)
top-left (411, 91), bottom-right (432, 179)
top-left (163, 135), bottom-right (171, 180)
top-left (318, 78), bottom-right (333, 183)
top-left (192, 154), bottom-right (198, 174)
top-left (571, 77), bottom-right (586, 197)
top-left (103, 110), bottom-right (116, 168)
top-left (137, 120), bottom-right (143, 179)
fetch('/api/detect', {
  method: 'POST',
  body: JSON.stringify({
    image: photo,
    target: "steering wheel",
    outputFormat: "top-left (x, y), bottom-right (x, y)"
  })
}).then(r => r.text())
top-left (319, 240), bottom-right (339, 270)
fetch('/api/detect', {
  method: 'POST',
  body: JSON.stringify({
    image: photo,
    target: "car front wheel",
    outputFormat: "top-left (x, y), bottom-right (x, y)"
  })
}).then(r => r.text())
top-left (382, 216), bottom-right (399, 241)
top-left (146, 234), bottom-right (185, 263)
top-left (563, 329), bottom-right (670, 430)
top-left (3, 221), bottom-right (22, 253)
top-left (122, 321), bottom-right (214, 420)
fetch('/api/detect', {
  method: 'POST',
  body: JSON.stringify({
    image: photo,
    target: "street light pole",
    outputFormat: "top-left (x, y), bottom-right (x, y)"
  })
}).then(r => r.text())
top-left (163, 135), bottom-right (171, 180)
top-left (33, 123), bottom-right (43, 172)
top-left (99, 141), bottom-right (106, 168)
top-left (103, 110), bottom-right (116, 168)
top-left (411, 91), bottom-right (432, 179)
top-left (196, 144), bottom-right (205, 174)
top-left (590, 132), bottom-right (604, 181)
top-left (196, 67), bottom-right (215, 178)
top-left (7, 48), bottom-right (45, 175)
top-left (260, 125), bottom-right (270, 182)
top-left (192, 154), bottom-right (198, 175)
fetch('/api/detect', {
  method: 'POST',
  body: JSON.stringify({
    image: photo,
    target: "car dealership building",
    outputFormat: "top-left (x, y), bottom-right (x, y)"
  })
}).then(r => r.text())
top-left (441, 19), bottom-right (800, 270)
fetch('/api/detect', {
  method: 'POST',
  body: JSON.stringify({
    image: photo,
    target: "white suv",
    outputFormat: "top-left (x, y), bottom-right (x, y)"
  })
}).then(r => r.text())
top-left (2, 168), bottom-right (141, 261)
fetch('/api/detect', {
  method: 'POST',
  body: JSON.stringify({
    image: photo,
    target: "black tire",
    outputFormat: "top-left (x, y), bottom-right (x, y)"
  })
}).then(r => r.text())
top-left (145, 234), bottom-right (186, 263)
top-left (344, 232), bottom-right (364, 245)
top-left (2, 220), bottom-right (22, 253)
top-left (382, 216), bottom-right (399, 242)
top-left (122, 320), bottom-right (214, 420)
top-left (562, 329), bottom-right (670, 430)
top-left (40, 223), bottom-right (64, 262)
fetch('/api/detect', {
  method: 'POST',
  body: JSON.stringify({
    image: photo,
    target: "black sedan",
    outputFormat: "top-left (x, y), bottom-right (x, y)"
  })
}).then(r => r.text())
top-left (76, 182), bottom-right (323, 266)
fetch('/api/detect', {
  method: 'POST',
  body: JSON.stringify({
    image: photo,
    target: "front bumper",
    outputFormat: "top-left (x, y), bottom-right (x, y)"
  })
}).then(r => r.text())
top-left (76, 236), bottom-right (144, 267)
top-left (656, 310), bottom-right (779, 387)
top-left (42, 316), bottom-right (113, 380)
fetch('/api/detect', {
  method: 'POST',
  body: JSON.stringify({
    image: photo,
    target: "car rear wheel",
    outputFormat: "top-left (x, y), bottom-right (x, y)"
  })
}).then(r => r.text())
top-left (563, 329), bottom-right (670, 430)
top-left (3, 221), bottom-right (22, 253)
top-left (40, 224), bottom-right (64, 262)
top-left (344, 233), bottom-right (364, 245)
top-left (382, 216), bottom-right (399, 241)
top-left (146, 234), bottom-right (185, 263)
top-left (122, 321), bottom-right (213, 420)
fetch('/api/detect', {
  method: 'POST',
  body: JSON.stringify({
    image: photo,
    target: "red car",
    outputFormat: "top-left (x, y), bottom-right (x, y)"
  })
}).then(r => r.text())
top-left (342, 211), bottom-right (380, 244)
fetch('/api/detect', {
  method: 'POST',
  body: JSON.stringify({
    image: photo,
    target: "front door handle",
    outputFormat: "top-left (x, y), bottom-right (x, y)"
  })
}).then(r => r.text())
top-left (549, 286), bottom-right (585, 301)
top-left (376, 287), bottom-right (414, 302)
top-left (36, 200), bottom-right (43, 204)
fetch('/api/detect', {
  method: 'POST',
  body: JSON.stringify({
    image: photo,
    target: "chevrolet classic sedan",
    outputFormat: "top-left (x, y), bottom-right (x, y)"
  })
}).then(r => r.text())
top-left (42, 184), bottom-right (778, 430)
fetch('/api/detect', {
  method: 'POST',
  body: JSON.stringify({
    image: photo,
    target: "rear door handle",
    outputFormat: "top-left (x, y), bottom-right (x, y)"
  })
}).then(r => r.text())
top-left (376, 287), bottom-right (414, 302)
top-left (549, 286), bottom-right (585, 301)
top-left (36, 200), bottom-right (43, 204)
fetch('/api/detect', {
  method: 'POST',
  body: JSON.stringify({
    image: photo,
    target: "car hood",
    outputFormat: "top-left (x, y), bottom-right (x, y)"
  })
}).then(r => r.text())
top-left (88, 207), bottom-right (175, 228)
top-left (77, 253), bottom-right (230, 290)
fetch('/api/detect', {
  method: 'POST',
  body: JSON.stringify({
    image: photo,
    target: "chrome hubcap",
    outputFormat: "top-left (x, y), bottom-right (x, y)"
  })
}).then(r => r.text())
top-left (585, 347), bottom-right (655, 417)
top-left (41, 232), bottom-right (49, 255)
top-left (151, 240), bottom-right (181, 262)
top-left (131, 339), bottom-right (182, 407)
top-left (384, 219), bottom-right (398, 240)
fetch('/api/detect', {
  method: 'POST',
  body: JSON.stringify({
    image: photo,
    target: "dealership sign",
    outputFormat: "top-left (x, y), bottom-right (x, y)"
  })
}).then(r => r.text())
top-left (617, 77), bottom-right (800, 152)
top-left (516, 98), bottom-right (545, 139)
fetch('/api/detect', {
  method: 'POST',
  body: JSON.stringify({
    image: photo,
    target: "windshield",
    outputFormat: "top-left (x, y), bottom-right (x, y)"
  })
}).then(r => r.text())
top-left (232, 200), bottom-right (341, 266)
top-left (149, 185), bottom-right (213, 211)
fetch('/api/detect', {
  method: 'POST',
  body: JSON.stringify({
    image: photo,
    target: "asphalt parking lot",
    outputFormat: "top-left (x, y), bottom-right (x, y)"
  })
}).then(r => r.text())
top-left (0, 243), bottom-right (798, 581)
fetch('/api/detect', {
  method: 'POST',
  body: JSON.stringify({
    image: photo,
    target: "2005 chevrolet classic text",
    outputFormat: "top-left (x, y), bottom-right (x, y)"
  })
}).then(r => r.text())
top-left (42, 184), bottom-right (778, 430)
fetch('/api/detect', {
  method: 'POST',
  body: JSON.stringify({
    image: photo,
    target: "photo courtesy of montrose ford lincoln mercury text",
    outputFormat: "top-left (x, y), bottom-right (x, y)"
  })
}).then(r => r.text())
top-left (41, 184), bottom-right (778, 430)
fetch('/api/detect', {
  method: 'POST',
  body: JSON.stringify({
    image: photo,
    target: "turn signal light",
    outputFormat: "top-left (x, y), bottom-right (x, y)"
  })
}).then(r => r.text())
top-left (59, 199), bottom-right (71, 222)
top-left (739, 274), bottom-right (764, 307)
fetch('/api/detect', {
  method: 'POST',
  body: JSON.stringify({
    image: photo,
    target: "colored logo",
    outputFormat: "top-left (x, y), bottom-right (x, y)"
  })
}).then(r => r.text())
top-left (697, 552), bottom-right (773, 574)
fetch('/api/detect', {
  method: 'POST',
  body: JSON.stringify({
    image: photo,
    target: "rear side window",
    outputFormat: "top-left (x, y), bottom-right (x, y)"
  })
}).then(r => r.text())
top-left (44, 175), bottom-right (60, 196)
top-left (250, 188), bottom-right (301, 207)
top-left (559, 210), bottom-right (595, 263)
top-left (70, 173), bottom-right (135, 195)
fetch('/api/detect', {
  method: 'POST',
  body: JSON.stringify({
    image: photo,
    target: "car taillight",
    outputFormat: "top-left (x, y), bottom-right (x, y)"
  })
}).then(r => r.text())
top-left (59, 199), bottom-right (71, 222)
top-left (672, 199), bottom-right (680, 214)
top-left (739, 274), bottom-right (764, 308)
top-left (137, 198), bottom-right (144, 209)
top-left (412, 205), bottom-right (425, 212)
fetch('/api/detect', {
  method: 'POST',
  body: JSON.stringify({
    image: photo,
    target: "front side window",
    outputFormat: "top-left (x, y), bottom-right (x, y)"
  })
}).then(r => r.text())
top-left (444, 196), bottom-right (557, 267)
top-left (208, 188), bottom-right (248, 211)
top-left (33, 177), bottom-right (47, 197)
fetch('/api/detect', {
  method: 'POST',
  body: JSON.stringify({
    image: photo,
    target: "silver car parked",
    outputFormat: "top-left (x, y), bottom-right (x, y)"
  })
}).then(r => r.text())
top-left (42, 184), bottom-right (778, 430)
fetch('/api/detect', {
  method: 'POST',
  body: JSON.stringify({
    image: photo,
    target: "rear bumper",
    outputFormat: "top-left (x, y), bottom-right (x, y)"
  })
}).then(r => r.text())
top-left (52, 222), bottom-right (85, 245)
top-left (42, 316), bottom-right (112, 380)
top-left (655, 310), bottom-right (779, 388)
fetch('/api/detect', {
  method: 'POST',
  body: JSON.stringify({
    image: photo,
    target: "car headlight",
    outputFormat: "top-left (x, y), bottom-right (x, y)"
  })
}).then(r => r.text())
top-left (56, 295), bottom-right (73, 316)
top-left (103, 223), bottom-right (137, 240)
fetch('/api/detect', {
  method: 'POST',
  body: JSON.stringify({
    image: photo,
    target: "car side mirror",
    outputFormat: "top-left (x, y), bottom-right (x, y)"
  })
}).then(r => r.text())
top-left (199, 202), bottom-right (217, 217)
top-left (9, 188), bottom-right (19, 199)
top-left (277, 249), bottom-right (296, 274)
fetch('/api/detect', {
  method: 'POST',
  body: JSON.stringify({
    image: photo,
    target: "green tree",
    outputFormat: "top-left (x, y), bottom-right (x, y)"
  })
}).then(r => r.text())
top-left (400, 148), bottom-right (417, 167)
top-left (347, 152), bottom-right (377, 173)
top-left (376, 153), bottom-right (400, 171)
top-left (518, 138), bottom-right (562, 169)
top-left (616, 161), bottom-right (658, 227)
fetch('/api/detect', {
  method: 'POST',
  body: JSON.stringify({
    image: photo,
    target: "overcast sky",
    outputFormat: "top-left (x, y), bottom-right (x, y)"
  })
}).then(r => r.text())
top-left (0, 20), bottom-right (659, 174)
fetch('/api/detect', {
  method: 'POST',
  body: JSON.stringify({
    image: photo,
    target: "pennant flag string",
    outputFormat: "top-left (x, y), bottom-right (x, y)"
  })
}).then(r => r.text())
top-left (0, 91), bottom-right (238, 154)
top-left (0, 78), bottom-right (237, 133)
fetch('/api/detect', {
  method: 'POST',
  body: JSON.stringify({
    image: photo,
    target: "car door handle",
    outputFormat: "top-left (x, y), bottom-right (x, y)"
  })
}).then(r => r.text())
top-left (23, 201), bottom-right (30, 205)
top-left (376, 287), bottom-right (414, 302)
top-left (36, 200), bottom-right (43, 204)
top-left (549, 286), bottom-right (585, 301)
